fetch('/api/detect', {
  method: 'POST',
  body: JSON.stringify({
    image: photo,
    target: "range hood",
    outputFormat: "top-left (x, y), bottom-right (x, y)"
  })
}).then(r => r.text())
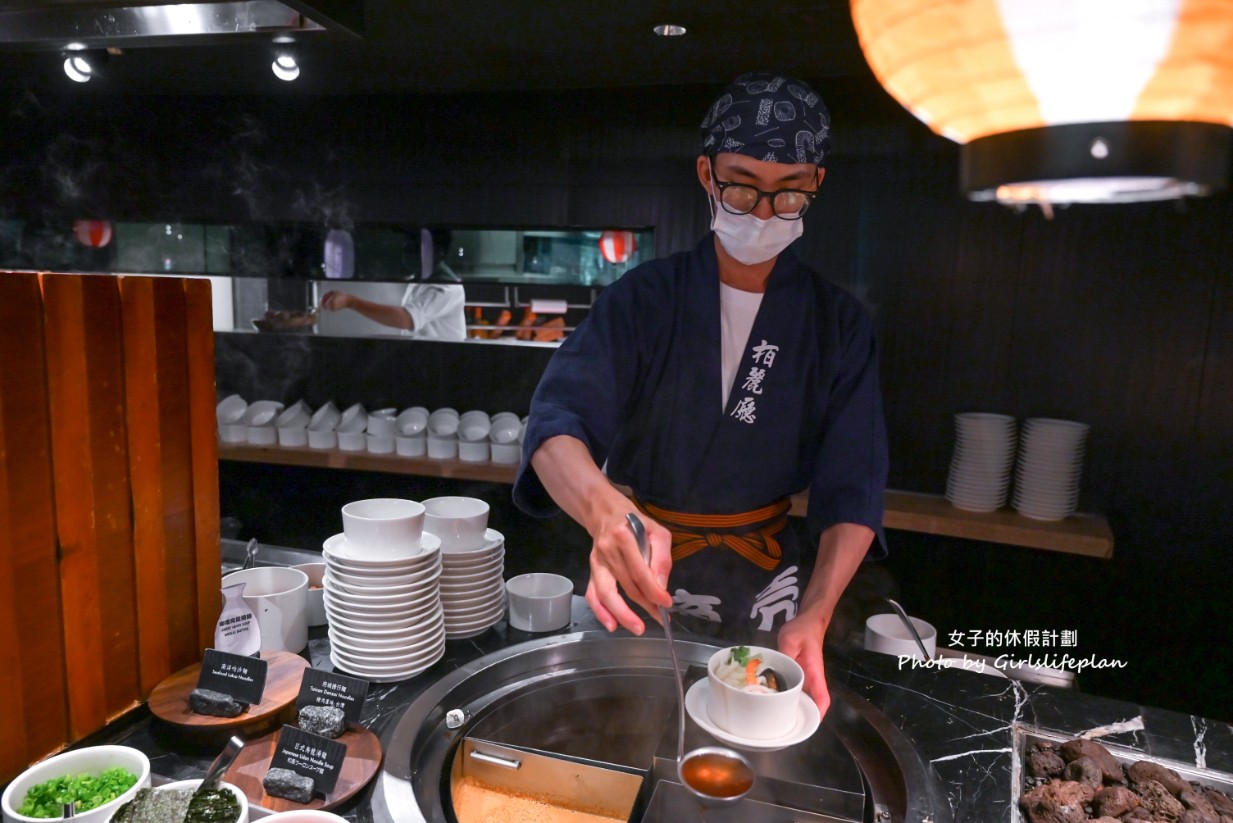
top-left (0, 1), bottom-right (363, 50)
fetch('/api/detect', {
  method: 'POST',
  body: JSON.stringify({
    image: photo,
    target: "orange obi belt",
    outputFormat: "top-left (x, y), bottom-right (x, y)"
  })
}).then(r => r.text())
top-left (636, 498), bottom-right (792, 572)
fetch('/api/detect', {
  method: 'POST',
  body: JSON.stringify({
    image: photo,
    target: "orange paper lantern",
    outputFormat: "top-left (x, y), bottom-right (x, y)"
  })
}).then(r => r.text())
top-left (599, 230), bottom-right (636, 264)
top-left (851, 0), bottom-right (1233, 204)
top-left (73, 219), bottom-right (113, 248)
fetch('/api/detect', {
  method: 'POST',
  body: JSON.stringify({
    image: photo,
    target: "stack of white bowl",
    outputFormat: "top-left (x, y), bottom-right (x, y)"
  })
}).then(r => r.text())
top-left (322, 498), bottom-right (446, 682)
top-left (489, 412), bottom-right (522, 465)
top-left (423, 496), bottom-right (507, 639)
top-left (1012, 418), bottom-right (1089, 520)
top-left (945, 412), bottom-right (1018, 512)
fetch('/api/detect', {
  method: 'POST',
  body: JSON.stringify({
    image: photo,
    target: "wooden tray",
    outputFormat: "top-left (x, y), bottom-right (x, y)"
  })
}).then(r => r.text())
top-left (147, 651), bottom-right (310, 733)
top-left (216, 724), bottom-right (383, 813)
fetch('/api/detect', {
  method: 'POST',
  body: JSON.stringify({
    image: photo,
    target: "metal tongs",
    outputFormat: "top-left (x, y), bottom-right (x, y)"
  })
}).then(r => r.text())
top-left (194, 735), bottom-right (246, 800)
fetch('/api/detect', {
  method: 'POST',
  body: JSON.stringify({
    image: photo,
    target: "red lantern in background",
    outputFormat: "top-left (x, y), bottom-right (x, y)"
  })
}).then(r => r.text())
top-left (73, 219), bottom-right (113, 248)
top-left (599, 230), bottom-right (636, 264)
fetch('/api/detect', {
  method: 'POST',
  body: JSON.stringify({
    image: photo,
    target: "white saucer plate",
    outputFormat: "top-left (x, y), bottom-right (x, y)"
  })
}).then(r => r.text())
top-left (323, 532), bottom-right (442, 568)
top-left (684, 679), bottom-right (820, 753)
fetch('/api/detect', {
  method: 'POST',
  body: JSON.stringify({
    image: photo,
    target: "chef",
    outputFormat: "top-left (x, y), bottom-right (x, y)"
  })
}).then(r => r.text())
top-left (513, 72), bottom-right (888, 718)
top-left (320, 228), bottom-right (467, 340)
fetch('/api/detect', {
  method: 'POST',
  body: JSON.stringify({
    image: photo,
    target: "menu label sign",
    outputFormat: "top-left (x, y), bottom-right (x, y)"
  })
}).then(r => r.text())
top-left (269, 725), bottom-right (347, 795)
top-left (196, 648), bottom-right (268, 706)
top-left (295, 668), bottom-right (369, 725)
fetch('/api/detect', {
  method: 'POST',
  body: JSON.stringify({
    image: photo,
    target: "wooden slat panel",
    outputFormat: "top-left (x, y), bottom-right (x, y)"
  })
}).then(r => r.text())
top-left (0, 272), bottom-right (68, 783)
top-left (184, 278), bottom-right (221, 657)
top-left (42, 274), bottom-right (140, 737)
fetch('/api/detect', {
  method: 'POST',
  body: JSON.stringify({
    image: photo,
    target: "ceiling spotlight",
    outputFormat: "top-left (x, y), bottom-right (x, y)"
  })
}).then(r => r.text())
top-left (272, 53), bottom-right (300, 81)
top-left (653, 24), bottom-right (687, 36)
top-left (63, 53), bottom-right (94, 83)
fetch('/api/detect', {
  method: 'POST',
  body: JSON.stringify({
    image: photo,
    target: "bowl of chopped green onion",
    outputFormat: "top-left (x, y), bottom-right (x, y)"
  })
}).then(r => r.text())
top-left (1, 745), bottom-right (150, 823)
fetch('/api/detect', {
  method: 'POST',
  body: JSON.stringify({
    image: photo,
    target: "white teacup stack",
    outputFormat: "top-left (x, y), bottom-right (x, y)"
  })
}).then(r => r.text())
top-left (945, 412), bottom-right (1017, 512)
top-left (489, 412), bottom-right (522, 465)
top-left (1012, 418), bottom-right (1089, 520)
top-left (217, 394), bottom-right (249, 443)
top-left (395, 406), bottom-right (429, 457)
top-left (427, 407), bottom-right (460, 460)
top-left (423, 496), bottom-right (507, 639)
top-left (322, 498), bottom-right (446, 681)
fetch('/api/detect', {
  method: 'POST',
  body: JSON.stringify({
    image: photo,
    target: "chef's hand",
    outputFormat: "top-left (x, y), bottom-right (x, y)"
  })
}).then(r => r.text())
top-left (319, 290), bottom-right (353, 311)
top-left (585, 507), bottom-right (674, 636)
top-left (778, 610), bottom-right (831, 719)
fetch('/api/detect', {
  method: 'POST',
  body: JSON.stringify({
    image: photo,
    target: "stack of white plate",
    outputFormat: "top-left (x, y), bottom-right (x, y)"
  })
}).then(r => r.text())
top-left (945, 413), bottom-right (1018, 512)
top-left (321, 532), bottom-right (446, 682)
top-left (1012, 418), bottom-right (1089, 521)
top-left (438, 528), bottom-right (507, 639)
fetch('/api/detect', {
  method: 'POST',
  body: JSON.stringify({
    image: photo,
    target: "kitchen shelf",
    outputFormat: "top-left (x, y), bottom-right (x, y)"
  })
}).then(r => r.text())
top-left (219, 443), bottom-right (1114, 559)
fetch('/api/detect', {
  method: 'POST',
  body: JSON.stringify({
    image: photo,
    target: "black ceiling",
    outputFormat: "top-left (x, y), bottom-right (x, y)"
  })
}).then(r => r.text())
top-left (0, 1), bottom-right (880, 97)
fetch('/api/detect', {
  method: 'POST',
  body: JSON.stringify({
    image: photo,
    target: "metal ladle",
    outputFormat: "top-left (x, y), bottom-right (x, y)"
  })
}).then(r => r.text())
top-left (625, 514), bottom-right (756, 805)
top-left (885, 597), bottom-right (932, 660)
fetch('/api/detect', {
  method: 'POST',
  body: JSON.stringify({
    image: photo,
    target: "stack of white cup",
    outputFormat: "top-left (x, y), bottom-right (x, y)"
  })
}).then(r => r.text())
top-left (336, 403), bottom-right (368, 452)
top-left (394, 406), bottom-right (429, 456)
top-left (276, 400), bottom-right (312, 447)
top-left (489, 412), bottom-right (522, 465)
top-left (423, 496), bottom-right (507, 639)
top-left (322, 498), bottom-right (446, 681)
top-left (945, 412), bottom-right (1018, 512)
top-left (308, 401), bottom-right (341, 449)
top-left (1012, 418), bottom-right (1089, 520)
top-left (427, 407), bottom-right (460, 459)
top-left (365, 407), bottom-right (397, 454)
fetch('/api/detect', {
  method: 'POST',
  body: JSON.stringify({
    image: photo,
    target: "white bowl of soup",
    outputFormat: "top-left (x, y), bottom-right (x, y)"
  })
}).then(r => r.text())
top-left (706, 645), bottom-right (804, 740)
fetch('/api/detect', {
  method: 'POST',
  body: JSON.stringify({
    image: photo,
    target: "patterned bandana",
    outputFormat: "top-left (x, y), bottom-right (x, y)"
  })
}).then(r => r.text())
top-left (700, 72), bottom-right (831, 166)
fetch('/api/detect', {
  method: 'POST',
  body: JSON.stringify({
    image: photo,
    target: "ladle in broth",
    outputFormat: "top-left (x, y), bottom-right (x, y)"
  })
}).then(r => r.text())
top-left (625, 514), bottom-right (757, 806)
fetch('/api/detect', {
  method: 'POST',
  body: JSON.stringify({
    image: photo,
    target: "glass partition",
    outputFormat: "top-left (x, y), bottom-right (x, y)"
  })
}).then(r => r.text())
top-left (0, 220), bottom-right (652, 343)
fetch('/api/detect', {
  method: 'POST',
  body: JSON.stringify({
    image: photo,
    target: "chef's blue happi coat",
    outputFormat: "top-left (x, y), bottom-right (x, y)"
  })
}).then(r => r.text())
top-left (514, 235), bottom-right (888, 631)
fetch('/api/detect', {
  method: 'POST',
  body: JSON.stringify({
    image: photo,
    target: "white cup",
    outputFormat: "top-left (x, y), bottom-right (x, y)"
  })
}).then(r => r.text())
top-left (309, 401), bottom-right (341, 432)
top-left (276, 400), bottom-right (312, 430)
top-left (338, 403), bottom-right (368, 434)
top-left (458, 439), bottom-right (490, 463)
top-left (706, 645), bottom-right (804, 740)
top-left (292, 563), bottom-right (328, 627)
top-left (307, 428), bottom-right (338, 450)
top-left (489, 414), bottom-right (521, 444)
top-left (219, 423), bottom-right (248, 443)
top-left (422, 496), bottom-right (489, 551)
top-left (242, 400), bottom-right (285, 427)
top-left (458, 410), bottom-right (491, 442)
top-left (217, 394), bottom-right (248, 425)
top-left (506, 573), bottom-right (573, 632)
top-left (366, 433), bottom-right (395, 454)
top-left (338, 430), bottom-right (366, 451)
top-left (367, 408), bottom-right (397, 437)
top-left (396, 434), bottom-right (427, 457)
top-left (426, 433), bottom-right (458, 460)
top-left (428, 407), bottom-right (460, 437)
top-left (395, 406), bottom-right (430, 436)
top-left (341, 498), bottom-right (426, 557)
top-left (490, 442), bottom-right (522, 465)
top-left (246, 424), bottom-right (277, 445)
top-left (278, 426), bottom-right (309, 447)
top-left (220, 566), bottom-right (309, 653)
top-left (864, 613), bottom-right (937, 660)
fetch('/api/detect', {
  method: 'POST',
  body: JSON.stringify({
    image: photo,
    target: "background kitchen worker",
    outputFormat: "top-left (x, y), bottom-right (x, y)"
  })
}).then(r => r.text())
top-left (513, 71), bottom-right (888, 720)
top-left (320, 228), bottom-right (467, 340)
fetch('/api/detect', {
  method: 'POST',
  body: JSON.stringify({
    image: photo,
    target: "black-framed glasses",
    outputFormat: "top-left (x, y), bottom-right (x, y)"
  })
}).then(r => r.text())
top-left (709, 158), bottom-right (819, 220)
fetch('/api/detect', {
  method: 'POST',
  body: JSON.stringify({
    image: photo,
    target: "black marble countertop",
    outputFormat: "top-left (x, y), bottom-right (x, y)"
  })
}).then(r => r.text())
top-left (94, 598), bottom-right (1233, 823)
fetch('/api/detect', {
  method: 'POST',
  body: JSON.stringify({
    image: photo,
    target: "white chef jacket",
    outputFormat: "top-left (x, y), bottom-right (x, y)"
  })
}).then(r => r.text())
top-left (400, 282), bottom-right (467, 341)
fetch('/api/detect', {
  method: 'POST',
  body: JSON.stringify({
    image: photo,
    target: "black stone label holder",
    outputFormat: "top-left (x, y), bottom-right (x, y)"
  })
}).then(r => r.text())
top-left (270, 724), bottom-right (348, 795)
top-left (196, 648), bottom-right (269, 706)
top-left (295, 668), bottom-right (369, 726)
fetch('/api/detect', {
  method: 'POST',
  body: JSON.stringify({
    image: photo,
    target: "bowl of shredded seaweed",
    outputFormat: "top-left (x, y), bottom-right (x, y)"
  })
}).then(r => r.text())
top-left (109, 779), bottom-right (247, 823)
top-left (1, 746), bottom-right (150, 823)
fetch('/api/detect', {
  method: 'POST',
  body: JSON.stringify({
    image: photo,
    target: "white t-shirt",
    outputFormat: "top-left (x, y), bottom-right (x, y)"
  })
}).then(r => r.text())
top-left (719, 282), bottom-right (764, 409)
top-left (400, 283), bottom-right (467, 341)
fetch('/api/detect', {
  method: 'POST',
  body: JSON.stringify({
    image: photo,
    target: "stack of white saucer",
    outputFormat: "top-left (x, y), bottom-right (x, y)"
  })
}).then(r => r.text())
top-left (322, 498), bottom-right (446, 682)
top-left (422, 497), bottom-right (507, 639)
top-left (1012, 418), bottom-right (1089, 521)
top-left (440, 529), bottom-right (507, 639)
top-left (945, 413), bottom-right (1018, 512)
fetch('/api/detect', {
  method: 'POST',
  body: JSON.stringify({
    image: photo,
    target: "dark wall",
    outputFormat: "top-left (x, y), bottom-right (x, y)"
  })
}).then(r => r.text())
top-left (5, 83), bottom-right (1230, 721)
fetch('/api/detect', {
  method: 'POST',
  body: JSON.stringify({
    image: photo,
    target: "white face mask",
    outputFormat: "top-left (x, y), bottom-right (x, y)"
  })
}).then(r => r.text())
top-left (708, 189), bottom-right (804, 266)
